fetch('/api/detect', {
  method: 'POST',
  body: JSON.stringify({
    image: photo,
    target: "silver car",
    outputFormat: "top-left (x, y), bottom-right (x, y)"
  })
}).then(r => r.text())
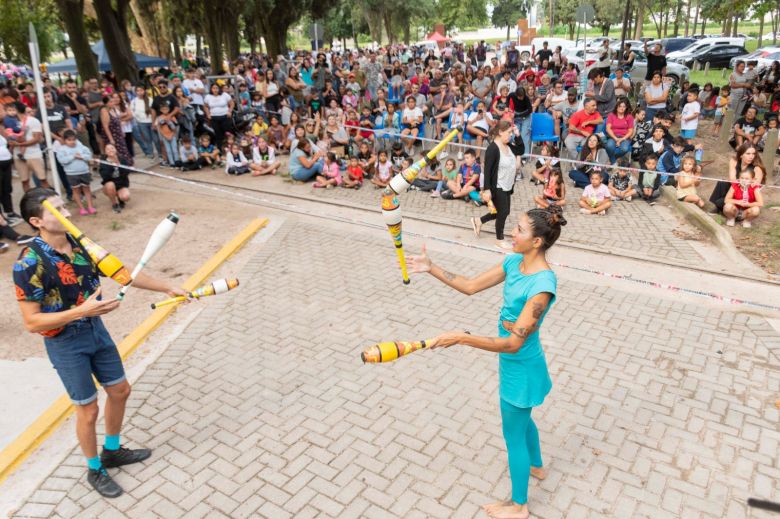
top-left (565, 49), bottom-right (689, 85)
top-left (728, 46), bottom-right (780, 72)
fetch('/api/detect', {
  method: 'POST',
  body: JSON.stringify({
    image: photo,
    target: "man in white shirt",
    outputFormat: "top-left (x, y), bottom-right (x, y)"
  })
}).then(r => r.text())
top-left (11, 105), bottom-right (49, 192)
top-left (182, 69), bottom-right (205, 108)
top-left (612, 68), bottom-right (631, 97)
top-left (544, 80), bottom-right (567, 110)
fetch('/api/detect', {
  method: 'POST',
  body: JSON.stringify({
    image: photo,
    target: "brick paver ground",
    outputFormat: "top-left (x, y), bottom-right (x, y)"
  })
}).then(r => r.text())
top-left (14, 219), bottom-right (779, 518)
top-left (176, 158), bottom-right (703, 264)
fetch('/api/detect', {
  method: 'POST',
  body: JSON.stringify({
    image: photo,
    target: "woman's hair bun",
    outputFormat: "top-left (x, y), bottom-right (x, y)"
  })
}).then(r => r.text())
top-left (546, 204), bottom-right (567, 227)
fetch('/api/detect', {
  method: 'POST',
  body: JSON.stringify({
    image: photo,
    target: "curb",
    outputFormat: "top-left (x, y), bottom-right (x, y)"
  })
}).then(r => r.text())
top-left (659, 186), bottom-right (757, 270)
top-left (0, 218), bottom-right (269, 486)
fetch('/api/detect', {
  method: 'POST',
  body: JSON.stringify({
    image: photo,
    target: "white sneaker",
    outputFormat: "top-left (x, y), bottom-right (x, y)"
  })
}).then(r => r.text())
top-left (598, 210), bottom-right (606, 215)
top-left (742, 220), bottom-right (752, 228)
top-left (457, 151), bottom-right (464, 160)
top-left (495, 240), bottom-right (513, 251)
top-left (726, 218), bottom-right (735, 227)
top-left (580, 208), bottom-right (591, 215)
top-left (625, 195), bottom-right (632, 202)
top-left (439, 150), bottom-right (449, 159)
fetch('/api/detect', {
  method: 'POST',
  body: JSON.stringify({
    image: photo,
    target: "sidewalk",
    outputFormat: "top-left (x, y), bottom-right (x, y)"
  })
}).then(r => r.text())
top-left (12, 218), bottom-right (779, 518)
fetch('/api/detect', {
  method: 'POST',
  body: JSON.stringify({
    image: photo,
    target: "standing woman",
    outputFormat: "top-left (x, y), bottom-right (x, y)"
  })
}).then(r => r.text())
top-left (510, 86), bottom-right (533, 158)
top-left (263, 69), bottom-right (282, 115)
top-left (471, 120), bottom-right (517, 250)
top-left (99, 93), bottom-right (133, 166)
top-left (130, 86), bottom-right (155, 158)
top-left (203, 82), bottom-right (234, 148)
top-left (117, 92), bottom-right (135, 160)
top-left (408, 204), bottom-right (566, 519)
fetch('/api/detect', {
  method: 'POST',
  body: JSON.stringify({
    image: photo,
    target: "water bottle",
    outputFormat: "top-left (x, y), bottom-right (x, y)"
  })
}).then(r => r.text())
top-left (695, 148), bottom-right (703, 163)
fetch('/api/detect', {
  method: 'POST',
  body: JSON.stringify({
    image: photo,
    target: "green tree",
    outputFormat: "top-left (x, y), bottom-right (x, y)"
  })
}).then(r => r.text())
top-left (438, 0), bottom-right (488, 30)
top-left (555, 0), bottom-right (582, 39)
top-left (0, 0), bottom-right (58, 62)
top-left (592, 0), bottom-right (623, 35)
top-left (492, 0), bottom-right (528, 40)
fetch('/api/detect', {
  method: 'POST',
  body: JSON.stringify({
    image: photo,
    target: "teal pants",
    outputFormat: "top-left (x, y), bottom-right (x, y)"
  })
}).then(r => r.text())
top-left (500, 399), bottom-right (543, 505)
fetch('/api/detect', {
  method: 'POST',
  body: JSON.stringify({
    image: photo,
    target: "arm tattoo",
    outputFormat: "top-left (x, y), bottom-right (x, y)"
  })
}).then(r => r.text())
top-left (531, 302), bottom-right (545, 319)
top-left (511, 324), bottom-right (538, 339)
top-left (442, 270), bottom-right (456, 281)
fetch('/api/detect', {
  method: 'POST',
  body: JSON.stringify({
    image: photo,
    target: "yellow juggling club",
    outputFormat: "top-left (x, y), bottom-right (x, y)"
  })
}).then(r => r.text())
top-left (151, 278), bottom-right (239, 309)
top-left (381, 129), bottom-right (459, 285)
top-left (41, 199), bottom-right (132, 286)
top-left (361, 339), bottom-right (434, 363)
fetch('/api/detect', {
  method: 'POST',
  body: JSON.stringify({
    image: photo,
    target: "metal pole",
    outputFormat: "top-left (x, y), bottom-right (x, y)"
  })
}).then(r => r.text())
top-left (29, 23), bottom-right (61, 196)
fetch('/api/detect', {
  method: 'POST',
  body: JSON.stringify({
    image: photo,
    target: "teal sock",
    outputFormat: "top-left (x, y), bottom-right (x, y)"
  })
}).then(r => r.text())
top-left (104, 434), bottom-right (120, 451)
top-left (87, 456), bottom-right (102, 470)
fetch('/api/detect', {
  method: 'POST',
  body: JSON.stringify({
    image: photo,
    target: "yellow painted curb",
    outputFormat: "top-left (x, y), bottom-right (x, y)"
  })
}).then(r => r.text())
top-left (0, 218), bottom-right (269, 485)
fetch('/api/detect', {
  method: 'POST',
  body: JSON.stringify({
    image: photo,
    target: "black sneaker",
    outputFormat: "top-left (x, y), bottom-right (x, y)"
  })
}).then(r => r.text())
top-left (112, 203), bottom-right (122, 213)
top-left (87, 467), bottom-right (123, 498)
top-left (118, 200), bottom-right (125, 209)
top-left (0, 243), bottom-right (8, 254)
top-left (16, 235), bottom-right (34, 246)
top-left (100, 445), bottom-right (152, 468)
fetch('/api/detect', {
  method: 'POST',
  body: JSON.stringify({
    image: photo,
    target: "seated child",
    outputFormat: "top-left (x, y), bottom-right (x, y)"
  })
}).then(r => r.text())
top-left (225, 143), bottom-right (251, 175)
top-left (343, 156), bottom-right (365, 188)
top-left (372, 150), bottom-right (393, 188)
top-left (675, 155), bottom-right (705, 208)
top-left (411, 155), bottom-right (442, 192)
top-left (635, 153), bottom-right (662, 205)
top-left (534, 168), bottom-right (566, 208)
top-left (390, 142), bottom-right (409, 175)
top-left (608, 157), bottom-right (637, 201)
top-left (250, 137), bottom-right (281, 176)
top-left (179, 135), bottom-right (201, 171)
top-left (723, 168), bottom-right (764, 228)
top-left (358, 106), bottom-right (375, 144)
top-left (314, 152), bottom-right (342, 188)
top-left (531, 144), bottom-right (557, 185)
top-left (432, 157), bottom-right (459, 198)
top-left (251, 114), bottom-right (269, 138)
top-left (198, 134), bottom-right (222, 168)
top-left (579, 170), bottom-right (612, 215)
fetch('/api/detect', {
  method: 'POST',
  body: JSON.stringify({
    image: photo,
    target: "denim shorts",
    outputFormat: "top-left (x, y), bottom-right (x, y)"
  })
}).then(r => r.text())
top-left (43, 317), bottom-right (126, 405)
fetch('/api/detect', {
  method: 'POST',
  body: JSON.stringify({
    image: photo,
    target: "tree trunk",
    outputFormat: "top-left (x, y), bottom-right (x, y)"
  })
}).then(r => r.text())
top-left (672, 0), bottom-right (683, 36)
top-left (759, 13), bottom-right (764, 47)
top-left (383, 9), bottom-right (393, 44)
top-left (650, 10), bottom-right (662, 37)
top-left (662, 7), bottom-right (669, 37)
top-left (568, 23), bottom-right (576, 39)
top-left (701, 17), bottom-right (706, 36)
top-left (57, 0), bottom-right (99, 80)
top-left (732, 15), bottom-right (738, 37)
top-left (93, 0), bottom-right (138, 83)
top-left (171, 24), bottom-right (182, 64)
top-left (634, 0), bottom-right (645, 38)
top-left (772, 10), bottom-right (778, 44)
top-left (260, 18), bottom-right (290, 58)
top-left (403, 17), bottom-right (411, 45)
top-left (224, 19), bottom-right (239, 61)
top-left (128, 0), bottom-right (167, 57)
top-left (692, 0), bottom-right (700, 36)
top-left (205, 16), bottom-right (224, 73)
top-left (196, 34), bottom-right (201, 58)
top-left (684, 0), bottom-right (691, 36)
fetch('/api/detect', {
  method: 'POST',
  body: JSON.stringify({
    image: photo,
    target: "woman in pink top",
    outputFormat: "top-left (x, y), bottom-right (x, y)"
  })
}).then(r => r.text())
top-left (604, 98), bottom-right (634, 163)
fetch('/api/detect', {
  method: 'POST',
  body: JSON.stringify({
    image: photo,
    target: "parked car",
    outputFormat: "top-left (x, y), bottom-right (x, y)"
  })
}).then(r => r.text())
top-left (729, 46), bottom-right (780, 71)
top-left (687, 45), bottom-right (748, 68)
top-left (667, 37), bottom-right (745, 61)
top-left (645, 37), bottom-right (697, 54)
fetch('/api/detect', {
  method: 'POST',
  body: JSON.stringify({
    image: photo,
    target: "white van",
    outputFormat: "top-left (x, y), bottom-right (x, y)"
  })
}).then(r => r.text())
top-left (666, 37), bottom-right (745, 60)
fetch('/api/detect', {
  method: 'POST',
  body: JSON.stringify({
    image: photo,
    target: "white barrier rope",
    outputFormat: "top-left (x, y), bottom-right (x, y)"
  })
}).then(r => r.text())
top-left (91, 158), bottom-right (780, 314)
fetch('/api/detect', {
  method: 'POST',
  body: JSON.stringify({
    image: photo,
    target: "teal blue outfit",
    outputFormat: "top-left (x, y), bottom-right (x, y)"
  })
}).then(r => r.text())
top-left (497, 254), bottom-right (556, 505)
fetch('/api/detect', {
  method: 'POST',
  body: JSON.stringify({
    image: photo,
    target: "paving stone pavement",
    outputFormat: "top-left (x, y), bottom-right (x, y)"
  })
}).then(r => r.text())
top-left (13, 219), bottom-right (779, 519)
top-left (175, 157), bottom-right (703, 264)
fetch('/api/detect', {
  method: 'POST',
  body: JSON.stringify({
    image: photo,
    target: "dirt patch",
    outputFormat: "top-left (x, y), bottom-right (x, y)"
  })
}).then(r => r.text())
top-left (0, 184), bottom-right (261, 361)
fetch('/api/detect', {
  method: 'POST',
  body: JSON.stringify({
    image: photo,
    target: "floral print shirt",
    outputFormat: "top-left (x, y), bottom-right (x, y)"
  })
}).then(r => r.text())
top-left (13, 236), bottom-right (100, 337)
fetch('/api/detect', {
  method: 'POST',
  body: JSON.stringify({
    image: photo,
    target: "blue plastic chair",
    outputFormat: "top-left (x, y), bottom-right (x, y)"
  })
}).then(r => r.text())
top-left (530, 113), bottom-right (559, 144)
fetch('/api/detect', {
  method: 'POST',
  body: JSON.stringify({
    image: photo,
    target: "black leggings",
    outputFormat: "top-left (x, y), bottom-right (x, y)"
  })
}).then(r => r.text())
top-left (0, 223), bottom-right (20, 240)
top-left (211, 116), bottom-right (232, 148)
top-left (0, 159), bottom-right (12, 214)
top-left (480, 188), bottom-right (512, 240)
top-left (709, 180), bottom-right (731, 213)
